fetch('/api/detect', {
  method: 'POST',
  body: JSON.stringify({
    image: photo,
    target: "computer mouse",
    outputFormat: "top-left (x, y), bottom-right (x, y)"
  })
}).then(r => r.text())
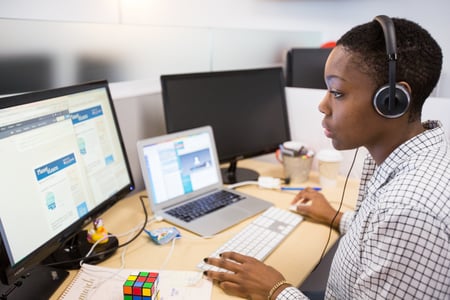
top-left (289, 202), bottom-right (311, 212)
top-left (289, 204), bottom-right (299, 212)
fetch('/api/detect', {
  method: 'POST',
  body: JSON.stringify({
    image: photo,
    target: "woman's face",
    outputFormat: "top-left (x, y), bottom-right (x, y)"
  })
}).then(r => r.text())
top-left (319, 46), bottom-right (389, 151)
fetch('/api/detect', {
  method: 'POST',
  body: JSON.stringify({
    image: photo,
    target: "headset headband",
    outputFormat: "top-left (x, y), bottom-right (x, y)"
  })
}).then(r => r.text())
top-left (374, 15), bottom-right (397, 112)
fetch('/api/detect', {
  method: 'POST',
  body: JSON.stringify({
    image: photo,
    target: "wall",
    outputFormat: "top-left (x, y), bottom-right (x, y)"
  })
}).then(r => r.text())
top-left (0, 0), bottom-right (449, 97)
top-left (121, 0), bottom-right (450, 97)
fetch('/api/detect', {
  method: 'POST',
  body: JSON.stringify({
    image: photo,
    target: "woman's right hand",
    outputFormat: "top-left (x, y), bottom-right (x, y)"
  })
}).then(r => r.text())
top-left (290, 187), bottom-right (342, 230)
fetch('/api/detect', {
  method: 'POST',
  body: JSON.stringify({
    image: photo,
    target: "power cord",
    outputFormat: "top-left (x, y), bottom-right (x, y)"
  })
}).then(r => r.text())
top-left (71, 195), bottom-right (165, 297)
top-left (79, 194), bottom-right (150, 265)
top-left (227, 177), bottom-right (288, 190)
top-left (312, 148), bottom-right (359, 271)
top-left (44, 194), bottom-right (152, 268)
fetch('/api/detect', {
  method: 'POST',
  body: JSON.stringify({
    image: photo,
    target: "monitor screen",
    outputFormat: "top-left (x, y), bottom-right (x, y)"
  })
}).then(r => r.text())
top-left (0, 80), bottom-right (134, 297)
top-left (0, 55), bottom-right (53, 95)
top-left (161, 67), bottom-right (291, 184)
top-left (285, 48), bottom-right (332, 89)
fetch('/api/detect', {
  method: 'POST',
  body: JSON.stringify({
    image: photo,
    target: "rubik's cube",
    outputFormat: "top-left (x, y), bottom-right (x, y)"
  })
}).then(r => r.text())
top-left (123, 271), bottom-right (160, 300)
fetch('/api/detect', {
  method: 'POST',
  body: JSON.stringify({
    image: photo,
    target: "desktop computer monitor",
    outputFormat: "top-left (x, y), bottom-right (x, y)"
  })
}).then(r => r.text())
top-left (161, 67), bottom-right (291, 184)
top-left (0, 80), bottom-right (134, 298)
top-left (285, 48), bottom-right (332, 89)
top-left (0, 55), bottom-right (53, 95)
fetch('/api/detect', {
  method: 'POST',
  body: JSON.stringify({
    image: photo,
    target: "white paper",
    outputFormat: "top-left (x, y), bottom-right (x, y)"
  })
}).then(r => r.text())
top-left (59, 264), bottom-right (212, 300)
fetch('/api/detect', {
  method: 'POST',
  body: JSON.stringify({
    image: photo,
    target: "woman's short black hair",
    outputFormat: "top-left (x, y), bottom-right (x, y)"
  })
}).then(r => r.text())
top-left (337, 17), bottom-right (442, 121)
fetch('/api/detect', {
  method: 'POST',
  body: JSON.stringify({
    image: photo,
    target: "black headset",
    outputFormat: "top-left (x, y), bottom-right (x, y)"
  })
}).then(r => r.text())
top-left (373, 15), bottom-right (410, 118)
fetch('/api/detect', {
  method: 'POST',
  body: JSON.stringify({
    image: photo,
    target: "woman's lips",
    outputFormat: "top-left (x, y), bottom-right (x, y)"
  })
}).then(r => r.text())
top-left (322, 121), bottom-right (333, 138)
top-left (323, 127), bottom-right (333, 138)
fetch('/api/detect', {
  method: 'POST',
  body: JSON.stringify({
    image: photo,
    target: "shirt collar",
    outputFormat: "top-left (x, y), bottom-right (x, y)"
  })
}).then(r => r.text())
top-left (367, 120), bottom-right (445, 192)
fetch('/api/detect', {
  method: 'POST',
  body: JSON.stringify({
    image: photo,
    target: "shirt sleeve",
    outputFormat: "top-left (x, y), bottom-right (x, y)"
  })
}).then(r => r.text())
top-left (354, 207), bottom-right (449, 299)
top-left (339, 210), bottom-right (354, 234)
top-left (276, 286), bottom-right (309, 300)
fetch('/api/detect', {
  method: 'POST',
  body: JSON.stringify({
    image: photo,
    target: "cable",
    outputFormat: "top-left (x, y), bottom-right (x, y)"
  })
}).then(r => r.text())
top-left (80, 223), bottom-right (147, 297)
top-left (79, 194), bottom-right (149, 263)
top-left (75, 195), bottom-right (162, 299)
top-left (44, 194), bottom-right (151, 268)
top-left (227, 180), bottom-right (259, 189)
top-left (158, 235), bottom-right (181, 271)
top-left (227, 177), bottom-right (289, 190)
top-left (312, 148), bottom-right (359, 271)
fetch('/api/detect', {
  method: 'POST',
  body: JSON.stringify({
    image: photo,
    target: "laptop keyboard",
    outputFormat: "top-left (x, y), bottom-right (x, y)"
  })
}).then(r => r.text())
top-left (197, 206), bottom-right (303, 272)
top-left (166, 190), bottom-right (245, 222)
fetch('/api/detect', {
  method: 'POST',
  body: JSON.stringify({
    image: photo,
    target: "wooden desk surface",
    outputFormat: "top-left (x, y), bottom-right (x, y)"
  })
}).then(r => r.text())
top-left (52, 158), bottom-right (359, 299)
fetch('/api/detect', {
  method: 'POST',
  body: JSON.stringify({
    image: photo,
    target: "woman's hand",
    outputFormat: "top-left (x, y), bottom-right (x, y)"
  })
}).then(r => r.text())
top-left (203, 251), bottom-right (289, 299)
top-left (291, 187), bottom-right (341, 230)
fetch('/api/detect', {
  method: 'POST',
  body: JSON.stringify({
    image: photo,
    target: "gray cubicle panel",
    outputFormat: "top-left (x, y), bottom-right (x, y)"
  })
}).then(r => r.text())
top-left (112, 90), bottom-right (166, 193)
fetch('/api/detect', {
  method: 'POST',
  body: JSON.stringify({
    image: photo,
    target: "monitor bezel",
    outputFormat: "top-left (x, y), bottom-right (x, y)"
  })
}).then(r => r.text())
top-left (0, 80), bottom-right (135, 285)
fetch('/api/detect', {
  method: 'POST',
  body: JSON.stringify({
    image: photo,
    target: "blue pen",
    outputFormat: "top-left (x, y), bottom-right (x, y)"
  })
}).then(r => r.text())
top-left (280, 186), bottom-right (322, 191)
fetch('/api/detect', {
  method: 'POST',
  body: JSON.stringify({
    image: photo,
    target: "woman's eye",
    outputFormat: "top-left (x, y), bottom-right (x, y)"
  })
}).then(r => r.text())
top-left (329, 90), bottom-right (343, 99)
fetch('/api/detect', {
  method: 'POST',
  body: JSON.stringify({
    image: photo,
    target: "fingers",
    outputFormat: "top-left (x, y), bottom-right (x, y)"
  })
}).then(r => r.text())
top-left (203, 252), bottom-right (285, 299)
top-left (220, 251), bottom-right (256, 263)
top-left (202, 253), bottom-right (247, 295)
top-left (203, 252), bottom-right (255, 275)
top-left (291, 187), bottom-right (319, 205)
top-left (203, 251), bottom-right (263, 281)
top-left (295, 203), bottom-right (313, 216)
top-left (203, 266), bottom-right (234, 283)
top-left (203, 256), bottom-right (238, 274)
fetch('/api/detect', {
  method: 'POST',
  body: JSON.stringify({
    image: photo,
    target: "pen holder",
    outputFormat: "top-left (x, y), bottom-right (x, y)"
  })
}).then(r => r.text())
top-left (276, 148), bottom-right (314, 183)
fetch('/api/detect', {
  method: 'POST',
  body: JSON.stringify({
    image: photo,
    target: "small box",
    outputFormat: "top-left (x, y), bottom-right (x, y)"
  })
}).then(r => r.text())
top-left (123, 271), bottom-right (159, 300)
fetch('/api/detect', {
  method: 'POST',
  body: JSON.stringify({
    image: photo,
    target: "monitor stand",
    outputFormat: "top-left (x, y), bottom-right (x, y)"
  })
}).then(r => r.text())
top-left (0, 265), bottom-right (68, 300)
top-left (43, 229), bottom-right (119, 270)
top-left (221, 158), bottom-right (259, 184)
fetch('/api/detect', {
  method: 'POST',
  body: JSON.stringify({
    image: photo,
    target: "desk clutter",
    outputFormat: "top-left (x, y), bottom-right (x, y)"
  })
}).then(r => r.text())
top-left (59, 264), bottom-right (211, 299)
top-left (276, 141), bottom-right (345, 188)
top-left (276, 141), bottom-right (315, 183)
top-left (123, 271), bottom-right (160, 300)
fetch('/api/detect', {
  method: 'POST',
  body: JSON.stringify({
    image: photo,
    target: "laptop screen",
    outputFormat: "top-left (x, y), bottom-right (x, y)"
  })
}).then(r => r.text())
top-left (140, 129), bottom-right (220, 205)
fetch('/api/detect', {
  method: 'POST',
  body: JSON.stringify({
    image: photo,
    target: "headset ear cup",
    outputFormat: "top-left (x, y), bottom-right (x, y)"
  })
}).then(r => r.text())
top-left (373, 84), bottom-right (410, 118)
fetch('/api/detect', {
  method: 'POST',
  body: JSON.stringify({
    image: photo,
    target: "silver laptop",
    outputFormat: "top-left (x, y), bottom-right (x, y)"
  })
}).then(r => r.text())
top-left (136, 125), bottom-right (272, 236)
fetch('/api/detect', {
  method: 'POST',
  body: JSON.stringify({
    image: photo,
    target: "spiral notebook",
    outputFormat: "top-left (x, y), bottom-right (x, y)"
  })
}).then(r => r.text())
top-left (59, 264), bottom-right (211, 299)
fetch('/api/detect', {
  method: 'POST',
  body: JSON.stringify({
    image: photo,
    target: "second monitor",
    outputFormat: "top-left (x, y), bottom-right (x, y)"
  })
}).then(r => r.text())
top-left (285, 48), bottom-right (332, 89)
top-left (161, 67), bottom-right (291, 184)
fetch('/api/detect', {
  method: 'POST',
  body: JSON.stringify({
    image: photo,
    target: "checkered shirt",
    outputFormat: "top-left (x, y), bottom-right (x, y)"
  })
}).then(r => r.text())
top-left (277, 120), bottom-right (450, 299)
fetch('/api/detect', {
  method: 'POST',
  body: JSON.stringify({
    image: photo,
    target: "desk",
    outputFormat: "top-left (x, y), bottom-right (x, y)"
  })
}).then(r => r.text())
top-left (51, 158), bottom-right (359, 299)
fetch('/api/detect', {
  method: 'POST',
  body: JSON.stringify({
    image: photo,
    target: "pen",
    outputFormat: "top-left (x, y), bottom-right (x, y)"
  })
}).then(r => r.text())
top-left (280, 186), bottom-right (322, 191)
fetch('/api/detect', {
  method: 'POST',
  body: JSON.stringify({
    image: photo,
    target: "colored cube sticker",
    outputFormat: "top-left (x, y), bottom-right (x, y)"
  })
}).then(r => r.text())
top-left (123, 272), bottom-right (159, 300)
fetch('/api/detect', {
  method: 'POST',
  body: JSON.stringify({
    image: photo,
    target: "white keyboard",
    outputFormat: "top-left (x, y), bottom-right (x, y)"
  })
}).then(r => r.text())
top-left (197, 206), bottom-right (303, 272)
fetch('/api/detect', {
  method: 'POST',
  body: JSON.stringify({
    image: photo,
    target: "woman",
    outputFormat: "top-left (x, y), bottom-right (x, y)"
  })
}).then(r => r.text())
top-left (203, 16), bottom-right (449, 299)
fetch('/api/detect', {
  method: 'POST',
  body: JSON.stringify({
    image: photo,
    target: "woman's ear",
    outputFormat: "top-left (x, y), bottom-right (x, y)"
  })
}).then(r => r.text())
top-left (398, 81), bottom-right (412, 96)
